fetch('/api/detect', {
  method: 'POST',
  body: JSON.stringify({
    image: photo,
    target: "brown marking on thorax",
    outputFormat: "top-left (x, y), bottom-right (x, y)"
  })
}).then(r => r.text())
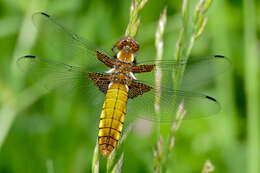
top-left (109, 59), bottom-right (132, 85)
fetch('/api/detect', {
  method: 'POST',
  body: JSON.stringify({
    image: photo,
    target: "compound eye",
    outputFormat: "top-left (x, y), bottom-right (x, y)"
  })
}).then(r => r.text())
top-left (132, 43), bottom-right (139, 52)
top-left (116, 41), bottom-right (123, 50)
top-left (135, 44), bottom-right (139, 51)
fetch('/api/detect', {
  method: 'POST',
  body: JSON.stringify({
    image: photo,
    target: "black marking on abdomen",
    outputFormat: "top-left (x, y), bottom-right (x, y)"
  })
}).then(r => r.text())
top-left (99, 127), bottom-right (122, 134)
top-left (99, 143), bottom-right (115, 149)
top-left (98, 135), bottom-right (119, 142)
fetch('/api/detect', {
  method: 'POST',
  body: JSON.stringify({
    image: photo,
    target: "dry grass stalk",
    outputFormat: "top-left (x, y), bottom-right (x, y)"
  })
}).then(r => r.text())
top-left (202, 160), bottom-right (215, 173)
top-left (125, 0), bottom-right (148, 37)
top-left (111, 153), bottom-right (124, 173)
top-left (92, 140), bottom-right (99, 173)
top-left (154, 7), bottom-right (167, 115)
top-left (169, 100), bottom-right (186, 152)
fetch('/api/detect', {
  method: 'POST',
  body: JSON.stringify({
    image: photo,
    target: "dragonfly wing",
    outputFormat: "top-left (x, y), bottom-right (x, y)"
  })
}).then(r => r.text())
top-left (134, 55), bottom-right (230, 90)
top-left (127, 83), bottom-right (220, 122)
top-left (181, 55), bottom-right (231, 89)
top-left (17, 55), bottom-right (95, 92)
top-left (32, 12), bottom-right (114, 65)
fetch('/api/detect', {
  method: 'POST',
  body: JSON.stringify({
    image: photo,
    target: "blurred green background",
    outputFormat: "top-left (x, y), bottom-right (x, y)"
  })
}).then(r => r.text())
top-left (0, 0), bottom-right (259, 172)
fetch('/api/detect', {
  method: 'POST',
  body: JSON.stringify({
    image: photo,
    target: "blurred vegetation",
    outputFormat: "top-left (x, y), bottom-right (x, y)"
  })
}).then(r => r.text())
top-left (0, 0), bottom-right (259, 173)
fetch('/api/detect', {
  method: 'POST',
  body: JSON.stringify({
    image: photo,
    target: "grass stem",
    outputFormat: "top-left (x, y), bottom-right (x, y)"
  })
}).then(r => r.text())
top-left (243, 0), bottom-right (259, 172)
top-left (92, 140), bottom-right (99, 173)
top-left (154, 7), bottom-right (167, 140)
top-left (125, 0), bottom-right (148, 37)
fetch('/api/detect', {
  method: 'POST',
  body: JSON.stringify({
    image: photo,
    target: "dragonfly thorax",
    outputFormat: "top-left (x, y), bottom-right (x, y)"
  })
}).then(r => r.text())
top-left (109, 65), bottom-right (134, 86)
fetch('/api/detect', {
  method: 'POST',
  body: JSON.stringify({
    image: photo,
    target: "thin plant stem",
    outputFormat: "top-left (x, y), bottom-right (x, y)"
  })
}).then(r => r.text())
top-left (162, 101), bottom-right (186, 173)
top-left (125, 0), bottom-right (148, 38)
top-left (173, 0), bottom-right (212, 89)
top-left (243, 0), bottom-right (259, 172)
top-left (154, 7), bottom-right (167, 140)
top-left (153, 8), bottom-right (167, 173)
top-left (154, 101), bottom-right (186, 173)
top-left (92, 140), bottom-right (99, 173)
top-left (111, 153), bottom-right (124, 173)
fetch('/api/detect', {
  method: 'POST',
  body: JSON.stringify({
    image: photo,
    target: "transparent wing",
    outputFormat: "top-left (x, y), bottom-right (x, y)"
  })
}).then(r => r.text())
top-left (126, 55), bottom-right (230, 122)
top-left (127, 85), bottom-right (220, 122)
top-left (17, 55), bottom-right (94, 92)
top-left (32, 12), bottom-right (114, 65)
top-left (134, 55), bottom-right (231, 90)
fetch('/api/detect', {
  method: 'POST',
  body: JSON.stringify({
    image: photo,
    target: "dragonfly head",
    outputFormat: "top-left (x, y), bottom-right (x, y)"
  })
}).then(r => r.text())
top-left (114, 37), bottom-right (139, 53)
top-left (112, 37), bottom-right (139, 63)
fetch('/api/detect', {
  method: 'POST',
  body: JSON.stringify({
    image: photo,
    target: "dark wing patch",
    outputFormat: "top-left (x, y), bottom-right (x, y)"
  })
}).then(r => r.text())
top-left (131, 64), bottom-right (156, 73)
top-left (128, 81), bottom-right (153, 99)
top-left (96, 51), bottom-right (115, 68)
top-left (88, 72), bottom-right (110, 94)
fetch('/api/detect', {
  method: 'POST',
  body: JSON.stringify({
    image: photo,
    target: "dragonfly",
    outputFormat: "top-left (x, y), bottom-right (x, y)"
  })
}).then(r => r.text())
top-left (17, 12), bottom-right (230, 157)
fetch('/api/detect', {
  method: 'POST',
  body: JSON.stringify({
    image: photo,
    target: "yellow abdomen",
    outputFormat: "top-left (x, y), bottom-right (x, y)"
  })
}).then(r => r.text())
top-left (98, 83), bottom-right (128, 157)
